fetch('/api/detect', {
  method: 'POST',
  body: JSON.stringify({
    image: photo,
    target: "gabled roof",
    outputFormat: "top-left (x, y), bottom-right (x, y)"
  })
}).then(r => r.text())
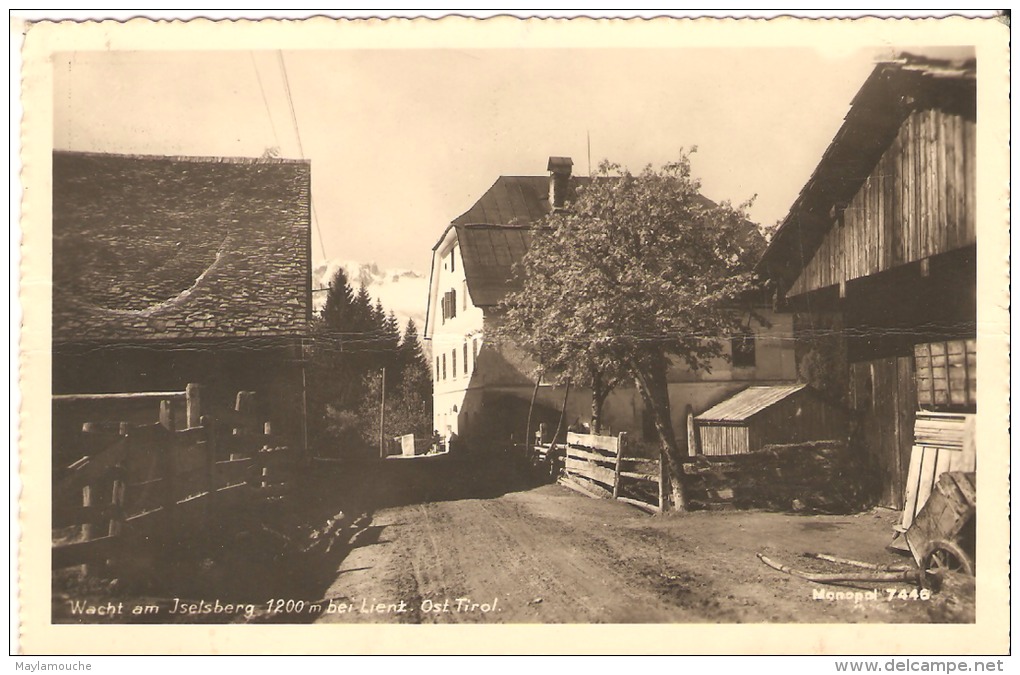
top-left (440, 174), bottom-right (590, 308)
top-left (696, 384), bottom-right (807, 423)
top-left (758, 52), bottom-right (976, 283)
top-left (451, 175), bottom-right (590, 227)
top-left (52, 150), bottom-right (312, 343)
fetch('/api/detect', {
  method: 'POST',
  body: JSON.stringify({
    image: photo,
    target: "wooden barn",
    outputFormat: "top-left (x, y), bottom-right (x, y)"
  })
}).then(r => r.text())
top-left (756, 52), bottom-right (976, 508)
top-left (51, 150), bottom-right (313, 458)
top-left (694, 384), bottom-right (849, 456)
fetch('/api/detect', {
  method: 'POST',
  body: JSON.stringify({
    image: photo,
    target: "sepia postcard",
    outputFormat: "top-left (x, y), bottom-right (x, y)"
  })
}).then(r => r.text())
top-left (14, 14), bottom-right (1011, 656)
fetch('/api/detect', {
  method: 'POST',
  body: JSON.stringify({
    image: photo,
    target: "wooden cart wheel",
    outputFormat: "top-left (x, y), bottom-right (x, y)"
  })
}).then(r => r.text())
top-left (920, 539), bottom-right (975, 590)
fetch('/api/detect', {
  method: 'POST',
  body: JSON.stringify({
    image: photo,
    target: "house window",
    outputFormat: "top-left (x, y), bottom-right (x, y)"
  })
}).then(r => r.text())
top-left (442, 289), bottom-right (457, 321)
top-left (451, 350), bottom-right (457, 379)
top-left (442, 354), bottom-right (446, 380)
top-left (731, 332), bottom-right (756, 368)
top-left (436, 357), bottom-right (440, 382)
top-left (450, 247), bottom-right (456, 273)
top-left (463, 281), bottom-right (468, 311)
top-left (464, 342), bottom-right (469, 375)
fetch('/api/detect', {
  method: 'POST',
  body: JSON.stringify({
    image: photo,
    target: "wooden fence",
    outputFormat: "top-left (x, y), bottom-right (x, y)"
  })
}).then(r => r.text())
top-left (531, 431), bottom-right (665, 514)
top-left (52, 387), bottom-right (291, 571)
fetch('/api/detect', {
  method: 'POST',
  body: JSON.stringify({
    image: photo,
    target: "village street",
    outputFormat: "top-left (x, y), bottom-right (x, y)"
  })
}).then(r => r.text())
top-left (302, 456), bottom-right (973, 625)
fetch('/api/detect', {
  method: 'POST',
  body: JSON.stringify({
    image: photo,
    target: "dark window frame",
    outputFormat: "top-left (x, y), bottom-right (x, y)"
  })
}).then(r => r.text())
top-left (731, 332), bottom-right (756, 368)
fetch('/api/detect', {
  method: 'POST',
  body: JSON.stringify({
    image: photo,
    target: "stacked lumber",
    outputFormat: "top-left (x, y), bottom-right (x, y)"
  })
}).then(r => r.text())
top-left (914, 411), bottom-right (968, 449)
top-left (896, 412), bottom-right (975, 537)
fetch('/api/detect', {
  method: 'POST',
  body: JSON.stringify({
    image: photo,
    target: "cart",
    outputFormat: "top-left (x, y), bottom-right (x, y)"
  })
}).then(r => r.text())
top-left (905, 471), bottom-right (976, 589)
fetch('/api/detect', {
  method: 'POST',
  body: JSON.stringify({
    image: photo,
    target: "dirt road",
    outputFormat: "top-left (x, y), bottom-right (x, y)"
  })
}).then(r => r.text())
top-left (312, 456), bottom-right (972, 624)
top-left (54, 453), bottom-right (971, 625)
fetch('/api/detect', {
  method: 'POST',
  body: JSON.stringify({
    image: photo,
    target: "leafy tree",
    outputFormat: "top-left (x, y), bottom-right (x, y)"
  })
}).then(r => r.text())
top-left (496, 293), bottom-right (629, 434)
top-left (501, 151), bottom-right (763, 510)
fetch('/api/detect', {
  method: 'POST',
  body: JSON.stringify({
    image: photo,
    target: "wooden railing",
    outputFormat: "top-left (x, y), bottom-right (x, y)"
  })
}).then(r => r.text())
top-left (530, 431), bottom-right (665, 514)
top-left (52, 388), bottom-right (291, 571)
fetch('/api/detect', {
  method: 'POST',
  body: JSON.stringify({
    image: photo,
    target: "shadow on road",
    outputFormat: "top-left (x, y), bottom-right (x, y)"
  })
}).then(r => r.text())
top-left (52, 449), bottom-right (548, 624)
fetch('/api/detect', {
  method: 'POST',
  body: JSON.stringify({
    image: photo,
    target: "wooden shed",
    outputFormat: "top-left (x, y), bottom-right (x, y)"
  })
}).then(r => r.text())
top-left (694, 384), bottom-right (849, 456)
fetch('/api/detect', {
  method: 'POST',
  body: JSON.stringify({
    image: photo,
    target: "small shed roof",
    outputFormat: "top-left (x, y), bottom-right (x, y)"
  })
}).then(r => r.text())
top-left (696, 384), bottom-right (807, 423)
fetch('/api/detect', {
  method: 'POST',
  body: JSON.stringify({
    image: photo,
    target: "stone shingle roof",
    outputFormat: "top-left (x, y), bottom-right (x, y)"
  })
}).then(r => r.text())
top-left (52, 151), bottom-right (311, 343)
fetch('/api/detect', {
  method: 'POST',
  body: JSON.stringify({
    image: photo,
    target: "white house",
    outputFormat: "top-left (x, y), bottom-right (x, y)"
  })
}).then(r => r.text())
top-left (424, 157), bottom-right (798, 452)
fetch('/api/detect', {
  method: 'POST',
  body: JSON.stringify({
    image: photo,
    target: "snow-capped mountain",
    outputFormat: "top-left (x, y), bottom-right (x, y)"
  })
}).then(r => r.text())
top-left (312, 260), bottom-right (429, 330)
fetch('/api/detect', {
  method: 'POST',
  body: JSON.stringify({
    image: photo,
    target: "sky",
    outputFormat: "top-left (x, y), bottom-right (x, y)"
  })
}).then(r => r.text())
top-left (53, 47), bottom-right (889, 276)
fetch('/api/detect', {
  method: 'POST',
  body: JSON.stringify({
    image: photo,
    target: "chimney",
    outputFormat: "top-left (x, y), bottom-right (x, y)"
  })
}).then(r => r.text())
top-left (547, 156), bottom-right (573, 210)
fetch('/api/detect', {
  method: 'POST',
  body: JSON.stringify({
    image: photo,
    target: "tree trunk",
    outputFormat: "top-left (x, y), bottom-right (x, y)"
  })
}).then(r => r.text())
top-left (524, 370), bottom-right (543, 460)
top-left (552, 377), bottom-right (573, 447)
top-left (590, 369), bottom-right (606, 435)
top-left (630, 352), bottom-right (687, 511)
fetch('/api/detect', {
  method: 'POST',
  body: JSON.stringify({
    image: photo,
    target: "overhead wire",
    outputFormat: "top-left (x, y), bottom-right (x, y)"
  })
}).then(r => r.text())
top-left (249, 52), bottom-right (281, 150)
top-left (276, 49), bottom-right (329, 262)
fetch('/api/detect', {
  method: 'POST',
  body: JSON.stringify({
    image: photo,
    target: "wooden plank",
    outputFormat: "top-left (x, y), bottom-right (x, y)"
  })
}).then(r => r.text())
top-left (913, 113), bottom-right (923, 260)
top-left (175, 467), bottom-right (212, 501)
top-left (616, 496), bottom-right (659, 514)
top-left (894, 122), bottom-right (905, 265)
top-left (925, 109), bottom-right (936, 258)
top-left (52, 391), bottom-right (186, 402)
top-left (566, 447), bottom-right (616, 464)
top-left (564, 458), bottom-right (617, 487)
top-left (566, 432), bottom-right (619, 455)
top-left (619, 470), bottom-right (659, 482)
top-left (933, 447), bottom-right (955, 483)
top-left (941, 112), bottom-right (953, 248)
top-left (914, 447), bottom-right (938, 515)
top-left (899, 445), bottom-right (925, 531)
top-left (964, 117), bottom-right (975, 241)
top-left (557, 475), bottom-right (612, 500)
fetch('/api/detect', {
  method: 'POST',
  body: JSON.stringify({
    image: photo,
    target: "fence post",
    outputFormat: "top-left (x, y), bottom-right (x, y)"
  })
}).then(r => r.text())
top-left (234, 390), bottom-right (256, 436)
top-left (159, 399), bottom-right (176, 431)
top-left (108, 470), bottom-right (125, 538)
top-left (77, 484), bottom-right (94, 575)
top-left (612, 432), bottom-right (626, 499)
top-left (685, 405), bottom-right (698, 457)
top-left (186, 383), bottom-right (203, 429)
top-left (81, 485), bottom-right (94, 542)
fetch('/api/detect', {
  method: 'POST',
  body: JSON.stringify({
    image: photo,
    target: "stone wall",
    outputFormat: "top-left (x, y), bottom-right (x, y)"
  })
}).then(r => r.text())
top-left (682, 440), bottom-right (876, 514)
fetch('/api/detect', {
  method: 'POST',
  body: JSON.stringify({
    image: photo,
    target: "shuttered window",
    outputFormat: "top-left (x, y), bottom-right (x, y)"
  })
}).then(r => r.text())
top-left (441, 289), bottom-right (458, 321)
